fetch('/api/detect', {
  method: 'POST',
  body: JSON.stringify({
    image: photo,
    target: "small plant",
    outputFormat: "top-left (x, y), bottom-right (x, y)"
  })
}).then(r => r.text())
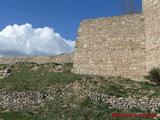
top-left (144, 67), bottom-right (160, 85)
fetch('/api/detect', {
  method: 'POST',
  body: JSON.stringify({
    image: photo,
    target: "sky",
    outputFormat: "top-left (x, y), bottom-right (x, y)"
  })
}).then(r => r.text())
top-left (0, 0), bottom-right (142, 56)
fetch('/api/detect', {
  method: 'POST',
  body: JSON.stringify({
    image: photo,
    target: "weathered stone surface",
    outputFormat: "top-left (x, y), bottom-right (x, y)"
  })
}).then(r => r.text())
top-left (0, 91), bottom-right (48, 111)
top-left (73, 14), bottom-right (146, 80)
top-left (0, 67), bottom-right (12, 78)
top-left (73, 0), bottom-right (160, 80)
top-left (88, 92), bottom-right (160, 112)
top-left (143, 0), bottom-right (160, 71)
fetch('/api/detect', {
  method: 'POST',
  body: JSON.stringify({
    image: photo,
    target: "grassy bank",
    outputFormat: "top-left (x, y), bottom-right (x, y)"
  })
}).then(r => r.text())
top-left (0, 62), bottom-right (159, 120)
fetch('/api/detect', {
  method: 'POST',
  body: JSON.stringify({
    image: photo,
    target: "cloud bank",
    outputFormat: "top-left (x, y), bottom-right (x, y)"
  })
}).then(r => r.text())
top-left (0, 23), bottom-right (75, 56)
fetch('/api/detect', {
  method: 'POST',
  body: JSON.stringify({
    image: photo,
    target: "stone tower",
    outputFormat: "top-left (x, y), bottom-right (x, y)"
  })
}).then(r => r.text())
top-left (143, 0), bottom-right (160, 71)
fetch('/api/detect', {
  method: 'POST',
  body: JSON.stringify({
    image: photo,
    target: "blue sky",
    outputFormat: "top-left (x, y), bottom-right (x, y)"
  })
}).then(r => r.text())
top-left (0, 0), bottom-right (142, 56)
top-left (0, 0), bottom-right (142, 40)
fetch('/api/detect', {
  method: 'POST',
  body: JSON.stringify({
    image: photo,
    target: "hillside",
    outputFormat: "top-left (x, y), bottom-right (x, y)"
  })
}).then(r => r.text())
top-left (0, 54), bottom-right (73, 64)
top-left (0, 62), bottom-right (159, 120)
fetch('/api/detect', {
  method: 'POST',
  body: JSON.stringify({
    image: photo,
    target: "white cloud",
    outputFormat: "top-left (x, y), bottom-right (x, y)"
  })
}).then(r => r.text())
top-left (0, 23), bottom-right (75, 56)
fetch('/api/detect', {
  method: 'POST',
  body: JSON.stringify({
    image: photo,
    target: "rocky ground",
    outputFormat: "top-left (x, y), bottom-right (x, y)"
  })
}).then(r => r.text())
top-left (0, 62), bottom-right (159, 120)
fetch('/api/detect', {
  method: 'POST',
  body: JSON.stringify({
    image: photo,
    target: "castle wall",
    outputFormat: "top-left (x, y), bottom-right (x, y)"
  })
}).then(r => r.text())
top-left (143, 0), bottom-right (160, 71)
top-left (73, 14), bottom-right (146, 80)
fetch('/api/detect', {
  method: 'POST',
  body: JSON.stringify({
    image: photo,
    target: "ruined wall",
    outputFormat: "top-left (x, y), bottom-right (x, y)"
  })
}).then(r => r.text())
top-left (0, 54), bottom-right (73, 64)
top-left (73, 14), bottom-right (146, 80)
top-left (143, 0), bottom-right (160, 71)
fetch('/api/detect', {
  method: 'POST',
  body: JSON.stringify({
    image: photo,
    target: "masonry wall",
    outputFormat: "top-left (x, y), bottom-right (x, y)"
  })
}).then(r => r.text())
top-left (73, 14), bottom-right (146, 80)
top-left (143, 0), bottom-right (160, 71)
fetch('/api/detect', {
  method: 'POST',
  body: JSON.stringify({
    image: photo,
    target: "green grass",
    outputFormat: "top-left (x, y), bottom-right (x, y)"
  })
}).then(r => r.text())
top-left (0, 112), bottom-right (40, 120)
top-left (93, 76), bottom-right (160, 98)
top-left (0, 62), bottom-right (82, 91)
top-left (0, 62), bottom-right (159, 120)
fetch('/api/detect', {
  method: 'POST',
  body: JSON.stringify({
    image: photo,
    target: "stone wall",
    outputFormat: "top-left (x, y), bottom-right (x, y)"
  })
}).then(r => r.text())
top-left (143, 0), bottom-right (160, 71)
top-left (89, 92), bottom-right (160, 112)
top-left (0, 53), bottom-right (73, 64)
top-left (73, 14), bottom-right (146, 80)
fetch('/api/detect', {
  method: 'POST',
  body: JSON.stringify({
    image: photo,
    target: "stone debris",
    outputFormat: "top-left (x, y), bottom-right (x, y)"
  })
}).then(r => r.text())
top-left (88, 92), bottom-right (160, 112)
top-left (0, 91), bottom-right (48, 111)
top-left (0, 67), bottom-right (12, 78)
top-left (48, 65), bottom-right (64, 72)
top-left (29, 63), bottom-right (67, 73)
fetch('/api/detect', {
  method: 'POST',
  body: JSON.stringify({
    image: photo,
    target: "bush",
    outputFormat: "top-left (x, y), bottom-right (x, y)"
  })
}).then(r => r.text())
top-left (144, 67), bottom-right (160, 85)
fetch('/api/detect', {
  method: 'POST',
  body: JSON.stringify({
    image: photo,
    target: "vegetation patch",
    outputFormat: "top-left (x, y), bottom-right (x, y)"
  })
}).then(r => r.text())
top-left (144, 67), bottom-right (160, 85)
top-left (0, 62), bottom-right (159, 120)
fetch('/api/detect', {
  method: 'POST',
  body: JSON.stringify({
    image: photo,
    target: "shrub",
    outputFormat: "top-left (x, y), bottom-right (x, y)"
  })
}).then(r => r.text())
top-left (144, 67), bottom-right (160, 85)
